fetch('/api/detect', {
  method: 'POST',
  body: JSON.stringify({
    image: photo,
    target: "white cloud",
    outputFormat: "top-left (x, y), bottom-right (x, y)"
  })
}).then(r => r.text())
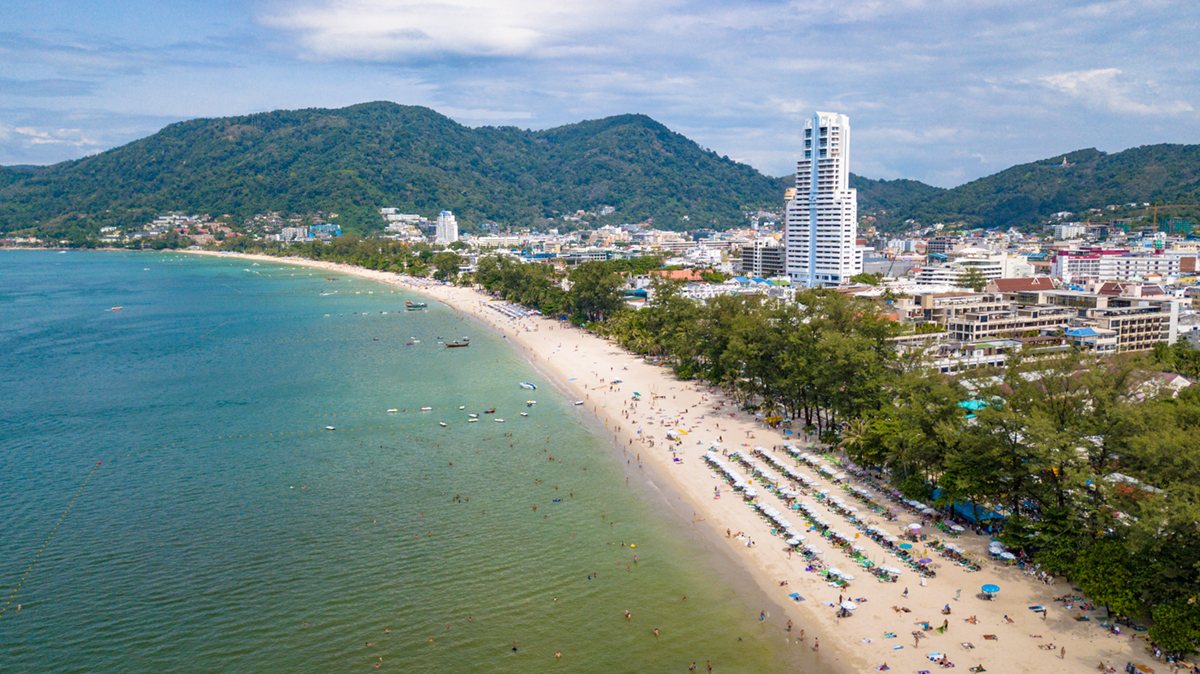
top-left (1040, 68), bottom-right (1194, 116)
top-left (260, 0), bottom-right (653, 60)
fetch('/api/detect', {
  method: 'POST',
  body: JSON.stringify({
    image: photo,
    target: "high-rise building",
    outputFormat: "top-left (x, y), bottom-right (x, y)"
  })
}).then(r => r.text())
top-left (785, 112), bottom-right (862, 286)
top-left (435, 210), bottom-right (459, 244)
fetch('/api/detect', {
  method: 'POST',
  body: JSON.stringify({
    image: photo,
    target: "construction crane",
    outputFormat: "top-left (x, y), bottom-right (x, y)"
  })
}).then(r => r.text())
top-left (1149, 203), bottom-right (1200, 230)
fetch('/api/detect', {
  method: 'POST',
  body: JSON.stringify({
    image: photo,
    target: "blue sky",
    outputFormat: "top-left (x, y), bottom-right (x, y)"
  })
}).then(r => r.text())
top-left (1, 0), bottom-right (1197, 187)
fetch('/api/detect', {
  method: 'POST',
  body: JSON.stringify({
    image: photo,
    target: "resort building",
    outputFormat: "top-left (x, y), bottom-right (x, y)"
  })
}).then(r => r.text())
top-left (739, 238), bottom-right (786, 278)
top-left (785, 112), bottom-right (862, 287)
top-left (435, 210), bottom-right (459, 245)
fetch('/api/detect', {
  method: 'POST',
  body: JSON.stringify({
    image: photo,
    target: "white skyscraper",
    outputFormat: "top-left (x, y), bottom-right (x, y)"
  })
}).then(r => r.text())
top-left (785, 112), bottom-right (863, 287)
top-left (435, 210), bottom-right (459, 244)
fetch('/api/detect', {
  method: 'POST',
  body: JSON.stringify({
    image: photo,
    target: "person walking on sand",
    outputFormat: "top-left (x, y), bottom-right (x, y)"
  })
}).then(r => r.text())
top-left (1061, 646), bottom-right (1066, 659)
top-left (813, 637), bottom-right (818, 651)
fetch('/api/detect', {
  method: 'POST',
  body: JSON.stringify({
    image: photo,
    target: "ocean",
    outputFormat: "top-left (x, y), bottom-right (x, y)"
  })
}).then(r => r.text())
top-left (0, 251), bottom-right (794, 673)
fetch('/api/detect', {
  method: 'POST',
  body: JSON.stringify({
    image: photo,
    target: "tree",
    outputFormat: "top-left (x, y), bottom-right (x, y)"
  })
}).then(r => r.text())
top-left (568, 262), bottom-right (626, 323)
top-left (956, 267), bottom-right (988, 292)
top-left (1073, 539), bottom-right (1138, 617)
top-left (431, 251), bottom-right (464, 281)
top-left (850, 272), bottom-right (883, 285)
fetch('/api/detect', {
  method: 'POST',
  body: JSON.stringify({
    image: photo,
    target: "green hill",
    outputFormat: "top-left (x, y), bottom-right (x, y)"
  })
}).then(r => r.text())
top-left (0, 102), bottom-right (788, 238)
top-left (885, 145), bottom-right (1200, 231)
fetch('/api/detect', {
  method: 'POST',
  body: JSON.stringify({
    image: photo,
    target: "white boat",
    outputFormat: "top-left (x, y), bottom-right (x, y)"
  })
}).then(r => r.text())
top-left (526, 400), bottom-right (537, 406)
top-left (468, 418), bottom-right (479, 423)
top-left (469, 413), bottom-right (478, 418)
top-left (520, 382), bottom-right (537, 390)
top-left (494, 418), bottom-right (505, 423)
top-left (420, 406), bottom-right (432, 411)
top-left (439, 422), bottom-right (448, 427)
top-left (458, 406), bottom-right (465, 410)
top-left (325, 425), bottom-right (336, 431)
top-left (386, 408), bottom-right (398, 413)
top-left (519, 412), bottom-right (528, 417)
top-left (573, 401), bottom-right (584, 406)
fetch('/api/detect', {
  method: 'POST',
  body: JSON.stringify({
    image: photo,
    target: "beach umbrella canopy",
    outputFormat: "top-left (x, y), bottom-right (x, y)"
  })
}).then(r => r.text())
top-left (884, 566), bottom-right (904, 575)
top-left (840, 601), bottom-right (858, 610)
top-left (949, 525), bottom-right (966, 532)
top-left (999, 552), bottom-right (1017, 560)
top-left (885, 536), bottom-right (900, 543)
top-left (851, 545), bottom-right (867, 552)
top-left (898, 543), bottom-right (912, 549)
top-left (907, 523), bottom-right (922, 531)
top-left (841, 573), bottom-right (855, 581)
top-left (918, 557), bottom-right (932, 564)
top-left (827, 568), bottom-right (843, 577)
top-left (982, 584), bottom-right (1000, 594)
top-left (786, 537), bottom-right (801, 546)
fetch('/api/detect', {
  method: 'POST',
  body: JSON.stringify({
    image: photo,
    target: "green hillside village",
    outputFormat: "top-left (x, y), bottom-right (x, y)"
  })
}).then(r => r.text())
top-left (9, 104), bottom-right (1200, 657)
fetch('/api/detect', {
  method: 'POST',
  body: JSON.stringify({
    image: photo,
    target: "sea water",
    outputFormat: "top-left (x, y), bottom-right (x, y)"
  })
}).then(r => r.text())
top-left (0, 251), bottom-right (797, 673)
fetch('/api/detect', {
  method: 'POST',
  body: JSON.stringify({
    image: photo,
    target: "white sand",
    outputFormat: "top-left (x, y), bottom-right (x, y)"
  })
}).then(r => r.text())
top-left (188, 251), bottom-right (1161, 673)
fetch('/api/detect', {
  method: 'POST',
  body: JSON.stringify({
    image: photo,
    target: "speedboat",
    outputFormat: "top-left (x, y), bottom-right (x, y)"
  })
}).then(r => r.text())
top-left (519, 412), bottom-right (528, 417)
top-left (468, 418), bottom-right (479, 423)
top-left (469, 413), bottom-right (479, 418)
top-left (386, 408), bottom-right (398, 413)
top-left (439, 422), bottom-right (448, 427)
top-left (484, 408), bottom-right (496, 414)
top-left (420, 406), bottom-right (432, 411)
top-left (325, 425), bottom-right (336, 431)
top-left (520, 382), bottom-right (537, 390)
top-left (573, 401), bottom-right (584, 406)
top-left (458, 406), bottom-right (466, 410)
top-left (526, 400), bottom-right (537, 407)
top-left (494, 418), bottom-right (505, 423)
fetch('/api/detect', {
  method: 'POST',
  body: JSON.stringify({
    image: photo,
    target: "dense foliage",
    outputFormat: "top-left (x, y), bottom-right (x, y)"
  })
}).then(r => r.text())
top-left (0, 103), bottom-right (788, 237)
top-left (879, 146), bottom-right (1200, 232)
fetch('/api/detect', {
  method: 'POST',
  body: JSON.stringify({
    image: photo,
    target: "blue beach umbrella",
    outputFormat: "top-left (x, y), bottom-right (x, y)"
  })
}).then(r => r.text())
top-left (982, 584), bottom-right (1000, 594)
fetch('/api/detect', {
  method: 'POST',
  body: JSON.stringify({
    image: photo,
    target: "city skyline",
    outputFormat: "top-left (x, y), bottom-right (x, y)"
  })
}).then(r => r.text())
top-left (2, 0), bottom-right (1198, 187)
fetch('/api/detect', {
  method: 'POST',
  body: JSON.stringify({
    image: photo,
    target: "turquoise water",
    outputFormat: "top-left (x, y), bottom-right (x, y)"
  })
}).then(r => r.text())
top-left (0, 251), bottom-right (798, 673)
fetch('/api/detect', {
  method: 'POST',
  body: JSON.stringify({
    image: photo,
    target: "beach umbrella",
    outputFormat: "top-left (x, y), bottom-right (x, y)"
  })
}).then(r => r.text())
top-left (885, 536), bottom-right (900, 543)
top-left (918, 558), bottom-right (932, 564)
top-left (981, 584), bottom-right (1000, 594)
top-left (783, 430), bottom-right (793, 434)
top-left (840, 601), bottom-right (858, 610)
top-left (950, 525), bottom-right (966, 532)
top-left (841, 573), bottom-right (855, 581)
top-left (999, 552), bottom-right (1017, 560)
top-left (884, 566), bottom-right (904, 575)
top-left (786, 537), bottom-right (801, 546)
top-left (944, 544), bottom-right (963, 553)
top-left (907, 523), bottom-right (922, 531)
top-left (827, 568), bottom-right (843, 577)
top-left (898, 543), bottom-right (912, 550)
top-left (851, 545), bottom-right (867, 552)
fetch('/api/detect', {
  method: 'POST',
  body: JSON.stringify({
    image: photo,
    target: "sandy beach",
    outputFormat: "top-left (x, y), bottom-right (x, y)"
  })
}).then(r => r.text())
top-left (188, 250), bottom-right (1162, 674)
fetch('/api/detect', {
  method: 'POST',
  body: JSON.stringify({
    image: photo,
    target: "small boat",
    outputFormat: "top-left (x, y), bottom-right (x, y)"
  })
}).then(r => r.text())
top-left (494, 418), bottom-right (505, 423)
top-left (468, 418), bottom-right (479, 423)
top-left (484, 408), bottom-right (496, 414)
top-left (110, 307), bottom-right (123, 311)
top-left (405, 301), bottom-right (427, 311)
top-left (520, 412), bottom-right (528, 417)
top-left (526, 400), bottom-right (537, 407)
top-left (420, 406), bottom-right (432, 411)
top-left (439, 422), bottom-right (448, 427)
top-left (325, 425), bottom-right (336, 431)
top-left (469, 413), bottom-right (479, 418)
top-left (458, 406), bottom-right (466, 410)
top-left (520, 382), bottom-right (537, 390)
top-left (445, 341), bottom-right (469, 348)
top-left (386, 408), bottom-right (398, 413)
top-left (573, 401), bottom-right (584, 406)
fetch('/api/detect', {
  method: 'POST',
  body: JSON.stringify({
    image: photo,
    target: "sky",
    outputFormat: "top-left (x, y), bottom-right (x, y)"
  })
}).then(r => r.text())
top-left (1, 0), bottom-right (1197, 187)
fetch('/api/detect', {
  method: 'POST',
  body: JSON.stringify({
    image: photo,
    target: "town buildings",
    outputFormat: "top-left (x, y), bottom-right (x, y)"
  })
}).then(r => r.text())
top-left (435, 210), bottom-right (459, 244)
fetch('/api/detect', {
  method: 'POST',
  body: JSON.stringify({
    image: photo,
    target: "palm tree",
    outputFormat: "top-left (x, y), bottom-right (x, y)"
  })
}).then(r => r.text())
top-left (838, 418), bottom-right (870, 462)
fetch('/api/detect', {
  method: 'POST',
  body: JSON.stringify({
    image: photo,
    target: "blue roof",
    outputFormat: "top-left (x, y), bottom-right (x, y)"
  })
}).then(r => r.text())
top-left (732, 276), bottom-right (750, 283)
top-left (1066, 328), bottom-right (1099, 337)
top-left (750, 277), bottom-right (767, 283)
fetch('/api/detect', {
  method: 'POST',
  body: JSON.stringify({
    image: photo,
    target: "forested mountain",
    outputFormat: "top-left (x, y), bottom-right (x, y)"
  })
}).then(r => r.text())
top-left (879, 145), bottom-right (1200, 231)
top-left (0, 102), bottom-right (786, 238)
top-left (2, 100), bottom-right (1197, 241)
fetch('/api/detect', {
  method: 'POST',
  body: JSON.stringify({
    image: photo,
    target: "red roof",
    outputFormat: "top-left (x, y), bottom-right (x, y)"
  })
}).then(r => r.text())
top-left (989, 277), bottom-right (1055, 292)
top-left (651, 269), bottom-right (705, 282)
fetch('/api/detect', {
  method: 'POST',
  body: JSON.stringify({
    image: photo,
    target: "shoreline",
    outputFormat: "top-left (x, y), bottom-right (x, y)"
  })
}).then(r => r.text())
top-left (181, 249), bottom-right (1158, 674)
